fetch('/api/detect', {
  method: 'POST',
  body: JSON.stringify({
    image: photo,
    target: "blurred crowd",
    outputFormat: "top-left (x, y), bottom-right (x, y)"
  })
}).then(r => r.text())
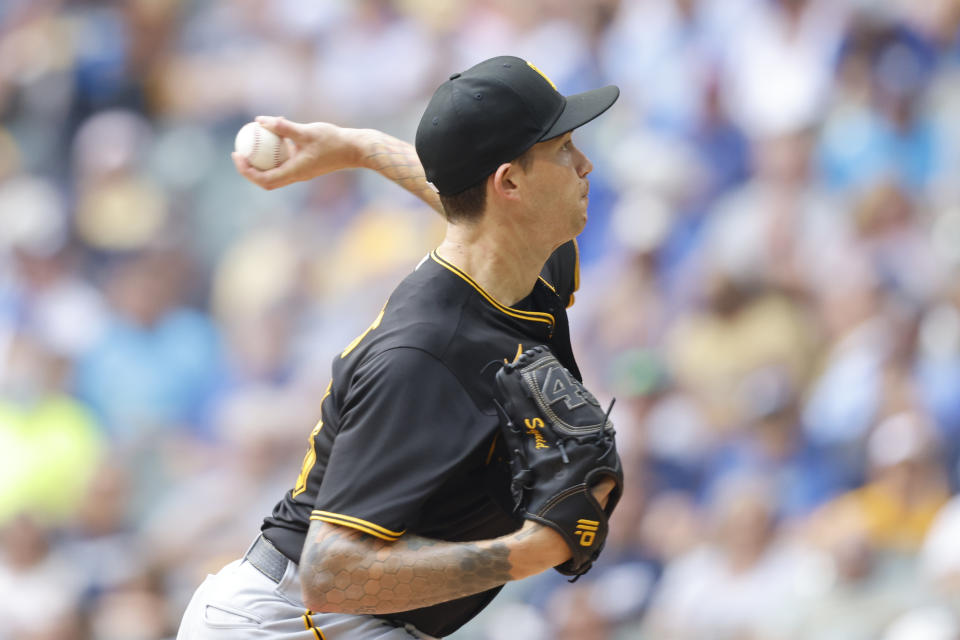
top-left (2, 0), bottom-right (960, 639)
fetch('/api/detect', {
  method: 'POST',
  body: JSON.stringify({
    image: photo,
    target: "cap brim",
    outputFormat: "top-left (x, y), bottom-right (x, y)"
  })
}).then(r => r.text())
top-left (540, 85), bottom-right (620, 141)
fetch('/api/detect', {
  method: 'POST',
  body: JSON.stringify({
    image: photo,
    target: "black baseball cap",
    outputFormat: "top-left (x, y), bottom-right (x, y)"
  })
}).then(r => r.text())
top-left (415, 56), bottom-right (619, 196)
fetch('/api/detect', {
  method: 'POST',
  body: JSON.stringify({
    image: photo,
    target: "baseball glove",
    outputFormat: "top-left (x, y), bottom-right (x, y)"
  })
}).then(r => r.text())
top-left (494, 345), bottom-right (623, 578)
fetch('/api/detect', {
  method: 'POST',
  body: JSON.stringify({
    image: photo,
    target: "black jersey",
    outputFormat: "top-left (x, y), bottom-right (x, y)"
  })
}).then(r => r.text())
top-left (262, 240), bottom-right (581, 638)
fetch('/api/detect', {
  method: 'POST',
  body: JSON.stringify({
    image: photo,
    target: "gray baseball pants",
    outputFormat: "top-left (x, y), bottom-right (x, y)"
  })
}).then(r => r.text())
top-left (176, 536), bottom-right (438, 639)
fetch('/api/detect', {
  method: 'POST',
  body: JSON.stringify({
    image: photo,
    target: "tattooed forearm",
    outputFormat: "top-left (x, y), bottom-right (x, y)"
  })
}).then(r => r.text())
top-left (300, 520), bottom-right (512, 614)
top-left (358, 132), bottom-right (444, 216)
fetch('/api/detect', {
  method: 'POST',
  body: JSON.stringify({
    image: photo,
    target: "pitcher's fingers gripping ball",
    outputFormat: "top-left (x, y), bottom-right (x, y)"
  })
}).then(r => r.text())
top-left (495, 345), bottom-right (624, 579)
top-left (234, 121), bottom-right (289, 170)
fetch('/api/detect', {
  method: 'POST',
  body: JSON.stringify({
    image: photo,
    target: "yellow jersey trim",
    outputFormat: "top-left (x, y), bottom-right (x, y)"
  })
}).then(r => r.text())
top-left (341, 301), bottom-right (387, 358)
top-left (292, 381), bottom-right (333, 498)
top-left (538, 276), bottom-right (557, 294)
top-left (568, 238), bottom-right (581, 308)
top-left (504, 343), bottom-right (524, 365)
top-left (311, 511), bottom-right (405, 541)
top-left (486, 433), bottom-right (499, 465)
top-left (430, 252), bottom-right (555, 327)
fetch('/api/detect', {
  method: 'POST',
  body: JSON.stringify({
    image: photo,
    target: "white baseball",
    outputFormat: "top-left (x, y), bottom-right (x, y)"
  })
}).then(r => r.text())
top-left (235, 122), bottom-right (289, 170)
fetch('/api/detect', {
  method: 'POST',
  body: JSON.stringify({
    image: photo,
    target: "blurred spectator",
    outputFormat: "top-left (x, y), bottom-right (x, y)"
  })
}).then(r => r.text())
top-left (637, 490), bottom-right (702, 570)
top-left (792, 508), bottom-right (930, 638)
top-left (914, 280), bottom-right (960, 469)
top-left (638, 388), bottom-right (715, 492)
top-left (802, 269), bottom-right (903, 462)
top-left (544, 582), bottom-right (615, 640)
top-left (882, 605), bottom-right (960, 640)
top-left (818, 10), bottom-right (943, 192)
top-left (721, 0), bottom-right (850, 138)
top-left (704, 367), bottom-right (848, 519)
top-left (58, 464), bottom-right (140, 604)
top-left (311, 1), bottom-right (435, 123)
top-left (665, 272), bottom-right (817, 431)
top-left (0, 174), bottom-right (108, 358)
top-left (919, 496), bottom-right (960, 614)
top-left (700, 127), bottom-right (853, 294)
top-left (686, 70), bottom-right (751, 206)
top-left (0, 332), bottom-right (103, 526)
top-left (850, 180), bottom-right (945, 302)
top-left (575, 251), bottom-right (670, 381)
top-left (599, 0), bottom-right (717, 135)
top-left (811, 412), bottom-right (951, 553)
top-left (641, 473), bottom-right (826, 639)
top-left (0, 514), bottom-right (85, 640)
top-left (86, 575), bottom-right (172, 640)
top-left (138, 379), bottom-right (308, 621)
top-left (76, 247), bottom-right (223, 441)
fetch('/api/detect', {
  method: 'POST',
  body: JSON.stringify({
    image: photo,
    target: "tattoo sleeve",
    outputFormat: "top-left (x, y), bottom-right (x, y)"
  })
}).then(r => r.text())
top-left (358, 132), bottom-right (444, 217)
top-left (300, 520), bottom-right (513, 614)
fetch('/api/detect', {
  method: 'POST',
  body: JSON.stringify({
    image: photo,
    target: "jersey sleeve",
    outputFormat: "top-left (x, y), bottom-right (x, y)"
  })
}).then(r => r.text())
top-left (312, 347), bottom-right (494, 541)
top-left (540, 239), bottom-right (580, 308)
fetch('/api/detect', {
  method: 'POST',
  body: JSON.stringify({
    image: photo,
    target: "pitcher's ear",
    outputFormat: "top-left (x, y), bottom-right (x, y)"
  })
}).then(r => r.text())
top-left (491, 161), bottom-right (523, 202)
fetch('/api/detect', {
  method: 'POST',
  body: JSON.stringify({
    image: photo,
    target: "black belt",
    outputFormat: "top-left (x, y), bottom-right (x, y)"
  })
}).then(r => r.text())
top-left (245, 534), bottom-right (290, 583)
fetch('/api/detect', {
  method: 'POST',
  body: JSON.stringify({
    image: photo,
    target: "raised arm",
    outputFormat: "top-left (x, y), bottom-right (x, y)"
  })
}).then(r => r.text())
top-left (231, 116), bottom-right (443, 215)
top-left (300, 477), bottom-right (615, 614)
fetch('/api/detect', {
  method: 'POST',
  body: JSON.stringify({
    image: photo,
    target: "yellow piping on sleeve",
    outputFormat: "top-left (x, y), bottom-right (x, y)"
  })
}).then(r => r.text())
top-left (311, 511), bottom-right (405, 541)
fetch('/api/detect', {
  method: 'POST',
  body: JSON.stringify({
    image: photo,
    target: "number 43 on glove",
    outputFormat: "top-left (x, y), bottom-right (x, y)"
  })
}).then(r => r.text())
top-left (494, 345), bottom-right (624, 579)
